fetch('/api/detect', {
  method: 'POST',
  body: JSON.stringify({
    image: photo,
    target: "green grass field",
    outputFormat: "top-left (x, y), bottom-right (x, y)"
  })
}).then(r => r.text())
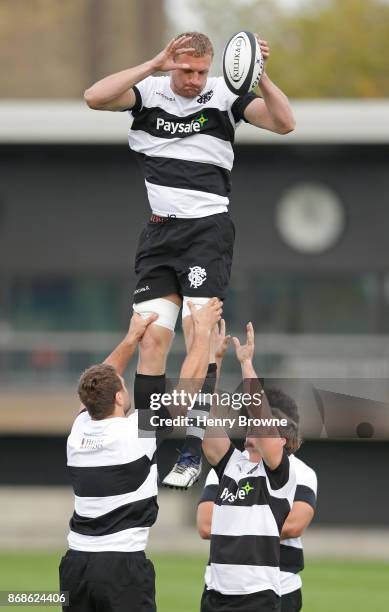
top-left (0, 552), bottom-right (388, 611)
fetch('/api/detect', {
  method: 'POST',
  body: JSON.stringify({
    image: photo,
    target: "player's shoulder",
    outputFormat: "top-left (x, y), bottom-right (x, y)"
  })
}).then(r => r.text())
top-left (210, 76), bottom-right (240, 106)
top-left (290, 454), bottom-right (318, 488)
top-left (71, 409), bottom-right (90, 429)
top-left (290, 454), bottom-right (317, 477)
top-left (135, 75), bottom-right (171, 103)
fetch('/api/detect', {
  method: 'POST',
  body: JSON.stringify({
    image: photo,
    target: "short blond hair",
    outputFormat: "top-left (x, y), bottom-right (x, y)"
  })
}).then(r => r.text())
top-left (174, 31), bottom-right (214, 58)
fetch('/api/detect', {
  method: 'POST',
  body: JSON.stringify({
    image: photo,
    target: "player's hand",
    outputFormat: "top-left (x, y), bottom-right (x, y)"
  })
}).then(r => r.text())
top-left (212, 319), bottom-right (231, 360)
top-left (254, 34), bottom-right (270, 64)
top-left (149, 36), bottom-right (195, 72)
top-left (188, 298), bottom-right (223, 334)
top-left (127, 311), bottom-right (158, 342)
top-left (232, 322), bottom-right (255, 364)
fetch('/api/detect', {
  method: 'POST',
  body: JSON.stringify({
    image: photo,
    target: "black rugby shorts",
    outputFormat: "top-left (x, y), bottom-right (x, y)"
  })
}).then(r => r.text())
top-left (59, 549), bottom-right (156, 612)
top-left (133, 212), bottom-right (235, 303)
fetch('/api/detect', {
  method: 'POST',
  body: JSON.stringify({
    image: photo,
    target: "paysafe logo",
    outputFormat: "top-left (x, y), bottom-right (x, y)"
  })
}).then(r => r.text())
top-left (155, 113), bottom-right (208, 135)
top-left (220, 481), bottom-right (254, 503)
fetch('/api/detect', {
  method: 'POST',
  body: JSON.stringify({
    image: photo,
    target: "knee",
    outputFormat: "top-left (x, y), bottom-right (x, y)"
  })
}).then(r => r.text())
top-left (139, 327), bottom-right (169, 357)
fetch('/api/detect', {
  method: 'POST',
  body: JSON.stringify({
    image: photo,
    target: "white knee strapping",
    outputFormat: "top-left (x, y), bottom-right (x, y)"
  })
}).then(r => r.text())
top-left (182, 296), bottom-right (211, 320)
top-left (133, 298), bottom-right (180, 332)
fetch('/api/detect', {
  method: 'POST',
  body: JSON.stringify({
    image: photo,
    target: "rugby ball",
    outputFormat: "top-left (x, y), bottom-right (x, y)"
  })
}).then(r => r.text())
top-left (222, 31), bottom-right (264, 95)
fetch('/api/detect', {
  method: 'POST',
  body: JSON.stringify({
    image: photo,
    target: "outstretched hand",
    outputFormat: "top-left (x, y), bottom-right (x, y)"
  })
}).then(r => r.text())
top-left (232, 322), bottom-right (255, 364)
top-left (150, 35), bottom-right (195, 72)
top-left (212, 319), bottom-right (231, 360)
top-left (188, 298), bottom-right (223, 333)
top-left (128, 311), bottom-right (158, 342)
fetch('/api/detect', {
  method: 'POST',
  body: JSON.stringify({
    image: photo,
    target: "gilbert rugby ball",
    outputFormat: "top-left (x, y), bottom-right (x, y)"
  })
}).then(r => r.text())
top-left (222, 31), bottom-right (264, 95)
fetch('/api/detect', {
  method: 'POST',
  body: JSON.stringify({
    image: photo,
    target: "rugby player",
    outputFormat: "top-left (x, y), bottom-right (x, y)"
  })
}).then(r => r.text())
top-left (198, 391), bottom-right (318, 611)
top-left (200, 322), bottom-right (298, 611)
top-left (60, 298), bottom-right (222, 611)
top-left (84, 31), bottom-right (295, 488)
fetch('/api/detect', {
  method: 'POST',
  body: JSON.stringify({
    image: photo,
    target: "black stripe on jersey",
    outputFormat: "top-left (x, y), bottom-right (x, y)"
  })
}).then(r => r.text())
top-left (216, 474), bottom-right (290, 531)
top-left (210, 534), bottom-right (280, 567)
top-left (294, 484), bottom-right (317, 510)
top-left (68, 455), bottom-right (152, 497)
top-left (198, 484), bottom-right (219, 505)
top-left (70, 496), bottom-right (158, 536)
top-left (280, 544), bottom-right (304, 574)
top-left (131, 106), bottom-right (235, 143)
top-left (136, 154), bottom-right (231, 197)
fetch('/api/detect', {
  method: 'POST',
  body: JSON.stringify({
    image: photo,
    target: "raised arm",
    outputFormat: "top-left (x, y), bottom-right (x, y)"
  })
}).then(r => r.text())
top-left (243, 35), bottom-right (295, 135)
top-left (211, 319), bottom-right (231, 388)
top-left (84, 35), bottom-right (195, 111)
top-left (104, 312), bottom-right (158, 375)
top-left (233, 322), bottom-right (285, 470)
top-left (202, 321), bottom-right (232, 467)
top-left (179, 298), bottom-right (223, 381)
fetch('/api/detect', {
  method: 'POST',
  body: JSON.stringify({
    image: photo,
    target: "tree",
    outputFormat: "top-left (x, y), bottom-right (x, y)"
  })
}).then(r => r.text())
top-left (167, 0), bottom-right (389, 97)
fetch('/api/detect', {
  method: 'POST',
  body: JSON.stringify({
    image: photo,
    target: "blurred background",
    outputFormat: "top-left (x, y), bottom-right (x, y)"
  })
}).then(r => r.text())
top-left (0, 1), bottom-right (388, 610)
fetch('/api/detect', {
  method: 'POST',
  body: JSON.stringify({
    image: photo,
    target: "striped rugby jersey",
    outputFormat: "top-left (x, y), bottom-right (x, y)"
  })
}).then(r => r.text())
top-left (127, 75), bottom-right (257, 218)
top-left (280, 455), bottom-right (317, 595)
top-left (66, 410), bottom-right (157, 552)
top-left (204, 445), bottom-right (296, 597)
top-left (200, 453), bottom-right (316, 596)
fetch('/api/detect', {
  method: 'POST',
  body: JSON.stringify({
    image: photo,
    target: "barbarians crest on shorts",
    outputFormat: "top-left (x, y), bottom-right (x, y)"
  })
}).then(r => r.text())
top-left (197, 90), bottom-right (214, 104)
top-left (188, 266), bottom-right (207, 288)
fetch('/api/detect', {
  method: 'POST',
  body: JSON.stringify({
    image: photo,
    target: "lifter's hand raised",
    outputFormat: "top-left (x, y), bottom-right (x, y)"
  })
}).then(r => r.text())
top-left (188, 298), bottom-right (223, 334)
top-left (127, 311), bottom-right (158, 343)
top-left (233, 322), bottom-right (255, 364)
top-left (212, 319), bottom-right (231, 361)
top-left (150, 36), bottom-right (195, 72)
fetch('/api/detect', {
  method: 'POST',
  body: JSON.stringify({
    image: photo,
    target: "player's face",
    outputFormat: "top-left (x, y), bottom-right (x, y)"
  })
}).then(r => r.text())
top-left (170, 53), bottom-right (212, 98)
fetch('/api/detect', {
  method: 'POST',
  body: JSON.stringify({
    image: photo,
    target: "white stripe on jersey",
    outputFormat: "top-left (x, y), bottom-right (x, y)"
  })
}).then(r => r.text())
top-left (280, 571), bottom-right (302, 596)
top-left (128, 131), bottom-right (235, 171)
top-left (145, 181), bottom-right (228, 218)
top-left (209, 563), bottom-right (281, 597)
top-left (68, 526), bottom-right (150, 553)
top-left (212, 504), bottom-right (280, 538)
top-left (67, 411), bottom-right (155, 466)
top-left (74, 463), bottom-right (158, 518)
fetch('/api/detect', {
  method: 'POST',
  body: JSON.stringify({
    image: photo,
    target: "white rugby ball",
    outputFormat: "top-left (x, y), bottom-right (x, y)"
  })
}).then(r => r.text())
top-left (222, 31), bottom-right (264, 95)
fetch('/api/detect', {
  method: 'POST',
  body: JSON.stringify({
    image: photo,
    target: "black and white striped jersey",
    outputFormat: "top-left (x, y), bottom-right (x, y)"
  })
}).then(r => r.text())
top-left (66, 410), bottom-right (158, 552)
top-left (280, 455), bottom-right (317, 595)
top-left (127, 76), bottom-right (257, 218)
top-left (204, 445), bottom-right (296, 597)
top-left (199, 453), bottom-right (317, 596)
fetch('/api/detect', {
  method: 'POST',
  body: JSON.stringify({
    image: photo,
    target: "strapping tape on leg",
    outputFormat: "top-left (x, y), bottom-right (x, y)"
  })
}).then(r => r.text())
top-left (182, 296), bottom-right (211, 320)
top-left (133, 298), bottom-right (180, 331)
